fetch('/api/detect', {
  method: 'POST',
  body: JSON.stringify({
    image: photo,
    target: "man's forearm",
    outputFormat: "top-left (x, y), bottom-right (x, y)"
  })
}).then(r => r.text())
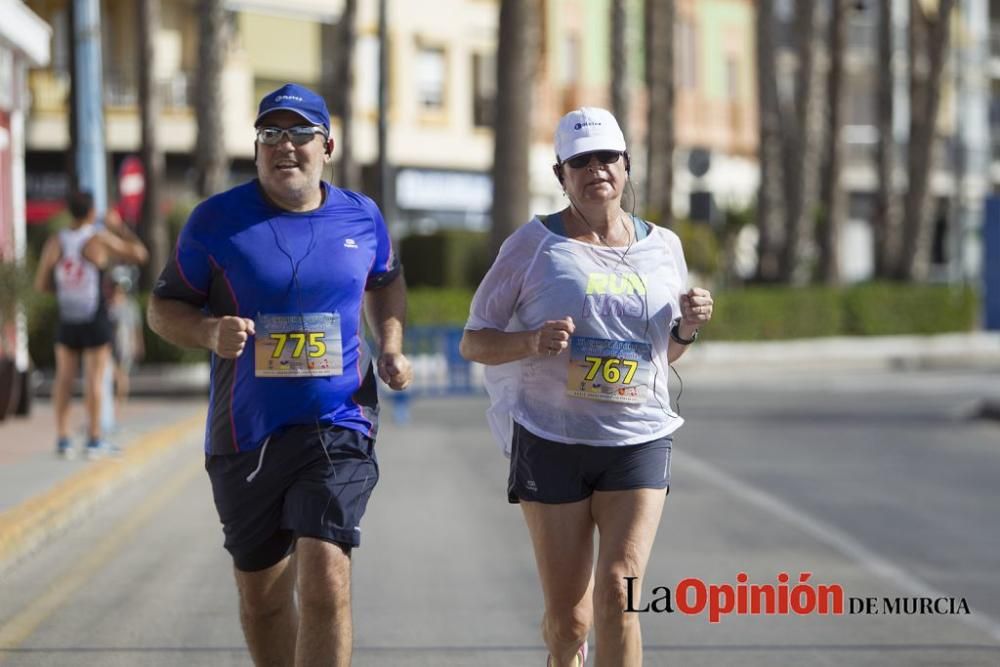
top-left (364, 275), bottom-right (407, 354)
top-left (147, 295), bottom-right (218, 350)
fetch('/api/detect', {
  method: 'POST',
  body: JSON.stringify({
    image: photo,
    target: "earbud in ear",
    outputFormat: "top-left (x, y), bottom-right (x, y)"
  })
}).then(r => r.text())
top-left (624, 152), bottom-right (631, 175)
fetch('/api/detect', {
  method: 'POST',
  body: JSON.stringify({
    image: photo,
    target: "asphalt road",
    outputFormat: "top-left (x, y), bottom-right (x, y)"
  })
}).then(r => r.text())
top-left (0, 365), bottom-right (998, 666)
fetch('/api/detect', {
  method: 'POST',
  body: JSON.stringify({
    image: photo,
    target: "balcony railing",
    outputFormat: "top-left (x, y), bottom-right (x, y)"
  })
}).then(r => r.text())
top-left (28, 68), bottom-right (193, 112)
top-left (105, 69), bottom-right (192, 110)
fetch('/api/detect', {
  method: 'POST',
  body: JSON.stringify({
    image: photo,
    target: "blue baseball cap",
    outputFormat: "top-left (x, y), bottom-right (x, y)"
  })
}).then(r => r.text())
top-left (255, 83), bottom-right (330, 133)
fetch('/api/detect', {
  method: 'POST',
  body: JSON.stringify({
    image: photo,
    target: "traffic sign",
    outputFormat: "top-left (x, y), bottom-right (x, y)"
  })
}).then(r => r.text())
top-left (117, 156), bottom-right (145, 226)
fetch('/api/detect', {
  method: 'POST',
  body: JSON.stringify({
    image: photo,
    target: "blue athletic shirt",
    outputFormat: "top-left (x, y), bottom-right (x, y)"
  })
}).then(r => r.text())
top-left (153, 181), bottom-right (400, 455)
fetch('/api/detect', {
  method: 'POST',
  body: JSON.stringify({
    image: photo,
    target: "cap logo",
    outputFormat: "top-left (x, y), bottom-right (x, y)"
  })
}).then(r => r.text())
top-left (274, 94), bottom-right (304, 102)
top-left (574, 121), bottom-right (602, 130)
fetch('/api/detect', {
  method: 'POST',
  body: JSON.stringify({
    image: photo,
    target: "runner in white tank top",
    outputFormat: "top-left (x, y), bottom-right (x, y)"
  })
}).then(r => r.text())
top-left (34, 192), bottom-right (148, 459)
top-left (55, 225), bottom-right (102, 323)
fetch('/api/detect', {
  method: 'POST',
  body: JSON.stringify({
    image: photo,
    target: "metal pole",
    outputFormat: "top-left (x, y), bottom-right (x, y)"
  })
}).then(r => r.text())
top-left (72, 0), bottom-right (107, 218)
top-left (955, 0), bottom-right (988, 284)
top-left (377, 0), bottom-right (392, 222)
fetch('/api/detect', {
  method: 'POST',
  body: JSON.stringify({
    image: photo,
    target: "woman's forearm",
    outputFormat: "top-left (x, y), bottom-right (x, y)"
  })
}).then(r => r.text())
top-left (460, 328), bottom-right (540, 365)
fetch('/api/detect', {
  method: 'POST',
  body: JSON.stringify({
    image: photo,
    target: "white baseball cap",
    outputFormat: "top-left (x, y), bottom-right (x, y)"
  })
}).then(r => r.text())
top-left (554, 107), bottom-right (627, 162)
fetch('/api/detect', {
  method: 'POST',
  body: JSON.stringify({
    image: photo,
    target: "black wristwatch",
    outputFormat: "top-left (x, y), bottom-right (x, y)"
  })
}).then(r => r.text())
top-left (670, 321), bottom-right (699, 345)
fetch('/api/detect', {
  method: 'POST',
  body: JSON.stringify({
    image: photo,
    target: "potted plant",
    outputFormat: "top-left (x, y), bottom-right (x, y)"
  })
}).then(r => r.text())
top-left (0, 258), bottom-right (32, 421)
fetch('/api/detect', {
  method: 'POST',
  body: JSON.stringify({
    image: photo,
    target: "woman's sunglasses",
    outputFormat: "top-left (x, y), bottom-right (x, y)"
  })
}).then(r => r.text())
top-left (256, 126), bottom-right (328, 146)
top-left (564, 151), bottom-right (623, 169)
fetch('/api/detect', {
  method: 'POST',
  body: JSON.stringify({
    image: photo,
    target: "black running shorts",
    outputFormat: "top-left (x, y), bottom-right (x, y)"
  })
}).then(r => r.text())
top-left (206, 423), bottom-right (379, 572)
top-left (508, 421), bottom-right (672, 504)
top-left (56, 316), bottom-right (112, 350)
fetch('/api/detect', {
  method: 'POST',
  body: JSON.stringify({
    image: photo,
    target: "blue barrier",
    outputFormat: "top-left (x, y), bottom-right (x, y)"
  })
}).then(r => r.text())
top-left (985, 197), bottom-right (1000, 331)
top-left (374, 325), bottom-right (486, 423)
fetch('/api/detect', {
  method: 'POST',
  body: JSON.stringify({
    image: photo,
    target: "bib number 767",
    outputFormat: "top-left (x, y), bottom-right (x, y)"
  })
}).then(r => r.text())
top-left (270, 332), bottom-right (327, 359)
top-left (584, 355), bottom-right (639, 385)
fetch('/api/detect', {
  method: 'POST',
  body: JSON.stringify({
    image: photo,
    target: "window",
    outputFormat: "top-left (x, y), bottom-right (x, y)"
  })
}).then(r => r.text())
top-left (417, 45), bottom-right (446, 110)
top-left (472, 52), bottom-right (496, 128)
top-left (725, 55), bottom-right (740, 101)
top-left (676, 18), bottom-right (697, 89)
top-left (560, 33), bottom-right (580, 85)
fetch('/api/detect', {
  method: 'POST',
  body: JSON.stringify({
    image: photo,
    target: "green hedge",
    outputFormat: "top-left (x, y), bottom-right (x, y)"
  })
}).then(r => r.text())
top-left (406, 287), bottom-right (474, 326)
top-left (841, 283), bottom-right (979, 336)
top-left (403, 282), bottom-right (979, 340)
top-left (399, 231), bottom-right (491, 288)
top-left (701, 282), bottom-right (978, 341)
top-left (28, 292), bottom-right (208, 369)
top-left (26, 282), bottom-right (979, 368)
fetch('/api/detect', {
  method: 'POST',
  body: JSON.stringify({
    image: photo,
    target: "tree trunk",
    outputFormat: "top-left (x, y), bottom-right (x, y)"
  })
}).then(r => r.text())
top-left (611, 0), bottom-right (629, 142)
top-left (490, 0), bottom-right (539, 258)
top-left (644, 0), bottom-right (674, 226)
top-left (66, 0), bottom-right (79, 193)
top-left (136, 0), bottom-right (167, 288)
top-left (336, 0), bottom-right (360, 191)
top-left (194, 0), bottom-right (229, 197)
top-left (817, 0), bottom-right (850, 285)
top-left (898, 0), bottom-right (954, 280)
top-left (779, 0), bottom-right (824, 285)
top-left (755, 0), bottom-right (784, 281)
top-left (873, 0), bottom-right (899, 277)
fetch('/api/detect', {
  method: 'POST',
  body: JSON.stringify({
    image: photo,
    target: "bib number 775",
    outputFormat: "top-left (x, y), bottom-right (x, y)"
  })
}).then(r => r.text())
top-left (270, 332), bottom-right (327, 359)
top-left (584, 355), bottom-right (639, 385)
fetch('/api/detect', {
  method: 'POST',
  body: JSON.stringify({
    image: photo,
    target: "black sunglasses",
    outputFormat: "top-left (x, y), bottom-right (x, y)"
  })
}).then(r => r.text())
top-left (564, 151), bottom-right (623, 169)
top-left (256, 125), bottom-right (328, 146)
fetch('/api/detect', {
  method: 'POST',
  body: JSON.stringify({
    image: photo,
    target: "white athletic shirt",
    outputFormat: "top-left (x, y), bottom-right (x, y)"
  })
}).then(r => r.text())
top-left (55, 226), bottom-right (101, 323)
top-left (466, 216), bottom-right (688, 454)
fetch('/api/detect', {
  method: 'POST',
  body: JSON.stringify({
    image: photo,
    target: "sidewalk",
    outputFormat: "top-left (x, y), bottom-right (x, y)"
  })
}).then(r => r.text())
top-left (0, 396), bottom-right (205, 573)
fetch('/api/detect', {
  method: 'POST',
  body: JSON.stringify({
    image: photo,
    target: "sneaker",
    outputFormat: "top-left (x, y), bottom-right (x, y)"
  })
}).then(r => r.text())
top-left (84, 438), bottom-right (119, 460)
top-left (547, 643), bottom-right (587, 667)
top-left (56, 437), bottom-right (74, 459)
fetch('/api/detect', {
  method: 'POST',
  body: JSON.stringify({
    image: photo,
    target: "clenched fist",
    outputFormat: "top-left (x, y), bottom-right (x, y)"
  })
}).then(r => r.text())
top-left (534, 316), bottom-right (575, 357)
top-left (210, 316), bottom-right (256, 359)
top-left (378, 352), bottom-right (413, 390)
top-left (679, 288), bottom-right (714, 328)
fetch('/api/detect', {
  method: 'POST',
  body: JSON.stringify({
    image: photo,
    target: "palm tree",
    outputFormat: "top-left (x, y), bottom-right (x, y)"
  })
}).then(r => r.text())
top-left (755, 0), bottom-right (784, 281)
top-left (194, 0), bottom-right (229, 197)
top-left (817, 0), bottom-right (851, 284)
top-left (644, 0), bottom-right (674, 226)
top-left (779, 0), bottom-right (824, 284)
top-left (136, 0), bottom-right (166, 287)
top-left (873, 0), bottom-right (899, 278)
top-left (490, 0), bottom-right (540, 257)
top-left (336, 0), bottom-right (360, 191)
top-left (898, 0), bottom-right (955, 280)
top-left (611, 0), bottom-right (629, 143)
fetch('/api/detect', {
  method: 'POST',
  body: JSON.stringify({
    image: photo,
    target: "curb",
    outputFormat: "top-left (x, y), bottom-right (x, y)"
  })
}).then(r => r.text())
top-left (0, 411), bottom-right (206, 574)
top-left (686, 332), bottom-right (1000, 369)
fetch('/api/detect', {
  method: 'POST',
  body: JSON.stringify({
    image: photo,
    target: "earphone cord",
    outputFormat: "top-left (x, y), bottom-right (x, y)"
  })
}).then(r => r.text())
top-left (268, 216), bottom-right (337, 468)
top-left (568, 177), bottom-right (682, 419)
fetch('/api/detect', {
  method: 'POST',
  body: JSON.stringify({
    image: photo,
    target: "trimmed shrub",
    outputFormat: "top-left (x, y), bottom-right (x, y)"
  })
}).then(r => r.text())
top-left (28, 291), bottom-right (208, 369)
top-left (843, 282), bottom-right (979, 336)
top-left (702, 286), bottom-right (844, 341)
top-left (406, 287), bottom-right (474, 326)
top-left (399, 231), bottom-right (490, 288)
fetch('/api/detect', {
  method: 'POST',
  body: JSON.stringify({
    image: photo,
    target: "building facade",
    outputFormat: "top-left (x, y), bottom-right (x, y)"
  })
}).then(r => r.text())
top-left (19, 0), bottom-right (760, 237)
top-left (0, 0), bottom-right (50, 414)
